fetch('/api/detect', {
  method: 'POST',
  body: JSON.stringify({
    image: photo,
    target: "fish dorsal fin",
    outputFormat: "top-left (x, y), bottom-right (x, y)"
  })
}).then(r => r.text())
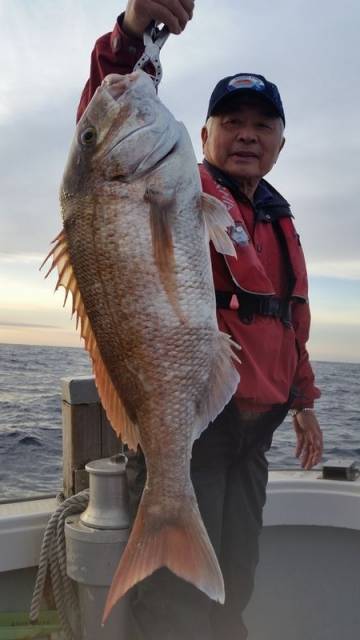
top-left (193, 331), bottom-right (241, 441)
top-left (41, 231), bottom-right (141, 450)
top-left (201, 193), bottom-right (236, 257)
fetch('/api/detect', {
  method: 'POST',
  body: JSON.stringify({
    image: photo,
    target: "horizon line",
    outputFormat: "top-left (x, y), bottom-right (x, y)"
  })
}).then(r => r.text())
top-left (0, 340), bottom-right (359, 366)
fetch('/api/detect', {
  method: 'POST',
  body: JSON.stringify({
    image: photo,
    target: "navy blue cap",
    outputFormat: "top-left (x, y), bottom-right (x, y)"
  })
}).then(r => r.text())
top-left (206, 73), bottom-right (285, 125)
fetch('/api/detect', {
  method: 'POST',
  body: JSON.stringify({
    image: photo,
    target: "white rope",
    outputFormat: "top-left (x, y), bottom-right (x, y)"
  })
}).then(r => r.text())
top-left (30, 489), bottom-right (90, 640)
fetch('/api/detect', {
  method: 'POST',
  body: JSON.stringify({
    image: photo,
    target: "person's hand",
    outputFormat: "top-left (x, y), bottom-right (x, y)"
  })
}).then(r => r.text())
top-left (123, 0), bottom-right (195, 38)
top-left (293, 410), bottom-right (323, 470)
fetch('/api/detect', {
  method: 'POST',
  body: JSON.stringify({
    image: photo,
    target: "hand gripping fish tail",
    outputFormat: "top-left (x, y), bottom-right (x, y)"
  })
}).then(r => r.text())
top-left (42, 69), bottom-right (240, 621)
top-left (102, 488), bottom-right (224, 623)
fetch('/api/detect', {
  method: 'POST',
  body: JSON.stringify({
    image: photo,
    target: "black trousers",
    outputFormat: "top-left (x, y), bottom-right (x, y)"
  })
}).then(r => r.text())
top-left (125, 400), bottom-right (289, 640)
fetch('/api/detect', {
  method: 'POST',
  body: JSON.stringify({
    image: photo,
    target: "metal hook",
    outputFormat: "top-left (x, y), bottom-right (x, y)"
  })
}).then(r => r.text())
top-left (133, 21), bottom-right (170, 88)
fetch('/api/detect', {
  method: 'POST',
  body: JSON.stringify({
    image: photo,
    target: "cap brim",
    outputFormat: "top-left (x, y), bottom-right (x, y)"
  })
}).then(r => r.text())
top-left (208, 89), bottom-right (282, 121)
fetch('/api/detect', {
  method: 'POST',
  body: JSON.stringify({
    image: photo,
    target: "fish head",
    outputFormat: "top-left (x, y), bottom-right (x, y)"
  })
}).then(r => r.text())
top-left (60, 70), bottom-right (181, 218)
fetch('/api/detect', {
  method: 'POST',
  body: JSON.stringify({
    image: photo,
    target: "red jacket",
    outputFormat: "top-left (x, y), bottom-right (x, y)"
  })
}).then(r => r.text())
top-left (77, 14), bottom-right (320, 412)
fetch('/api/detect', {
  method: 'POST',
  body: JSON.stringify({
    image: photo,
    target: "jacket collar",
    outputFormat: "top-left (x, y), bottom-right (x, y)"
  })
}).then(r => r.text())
top-left (202, 159), bottom-right (293, 221)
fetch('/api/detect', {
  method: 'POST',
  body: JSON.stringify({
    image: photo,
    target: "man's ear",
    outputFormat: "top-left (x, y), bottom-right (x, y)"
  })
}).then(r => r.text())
top-left (274, 136), bottom-right (285, 164)
top-left (201, 125), bottom-right (208, 150)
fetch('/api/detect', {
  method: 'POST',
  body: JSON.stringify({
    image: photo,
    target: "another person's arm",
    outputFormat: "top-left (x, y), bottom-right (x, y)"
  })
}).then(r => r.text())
top-left (77, 14), bottom-right (143, 122)
top-left (77, 0), bottom-right (194, 121)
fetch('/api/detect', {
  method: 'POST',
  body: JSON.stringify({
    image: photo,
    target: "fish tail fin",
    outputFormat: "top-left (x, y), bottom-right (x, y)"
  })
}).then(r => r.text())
top-left (102, 492), bottom-right (224, 623)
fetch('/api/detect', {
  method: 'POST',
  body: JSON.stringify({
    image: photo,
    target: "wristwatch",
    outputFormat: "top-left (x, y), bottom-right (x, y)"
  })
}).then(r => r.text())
top-left (289, 407), bottom-right (315, 417)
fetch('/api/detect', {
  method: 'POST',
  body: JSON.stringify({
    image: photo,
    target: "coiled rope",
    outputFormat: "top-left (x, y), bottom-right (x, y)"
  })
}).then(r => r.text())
top-left (30, 489), bottom-right (90, 640)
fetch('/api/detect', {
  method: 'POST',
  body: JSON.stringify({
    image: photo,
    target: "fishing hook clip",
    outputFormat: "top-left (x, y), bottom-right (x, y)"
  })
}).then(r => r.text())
top-left (133, 21), bottom-right (170, 89)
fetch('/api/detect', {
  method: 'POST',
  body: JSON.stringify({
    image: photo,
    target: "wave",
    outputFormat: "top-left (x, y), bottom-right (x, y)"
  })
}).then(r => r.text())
top-left (0, 343), bottom-right (359, 500)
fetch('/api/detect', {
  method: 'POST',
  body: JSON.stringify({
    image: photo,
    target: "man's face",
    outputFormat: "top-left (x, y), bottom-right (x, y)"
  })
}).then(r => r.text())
top-left (201, 97), bottom-right (285, 183)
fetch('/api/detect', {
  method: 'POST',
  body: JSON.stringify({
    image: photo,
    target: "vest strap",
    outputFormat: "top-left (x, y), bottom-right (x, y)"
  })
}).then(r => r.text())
top-left (216, 290), bottom-right (292, 327)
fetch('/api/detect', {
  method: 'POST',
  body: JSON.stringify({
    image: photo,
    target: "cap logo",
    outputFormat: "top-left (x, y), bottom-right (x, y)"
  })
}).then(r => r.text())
top-left (228, 75), bottom-right (265, 92)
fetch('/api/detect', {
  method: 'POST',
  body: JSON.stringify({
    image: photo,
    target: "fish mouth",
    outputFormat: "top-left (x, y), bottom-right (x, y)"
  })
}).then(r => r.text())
top-left (100, 78), bottom-right (179, 181)
top-left (101, 79), bottom-right (158, 158)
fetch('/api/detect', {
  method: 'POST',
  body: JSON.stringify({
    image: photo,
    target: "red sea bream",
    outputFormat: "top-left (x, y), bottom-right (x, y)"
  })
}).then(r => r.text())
top-left (43, 70), bottom-right (240, 621)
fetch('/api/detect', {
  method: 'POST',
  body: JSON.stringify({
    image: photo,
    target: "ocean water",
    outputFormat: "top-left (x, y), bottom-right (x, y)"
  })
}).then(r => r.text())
top-left (0, 342), bottom-right (359, 501)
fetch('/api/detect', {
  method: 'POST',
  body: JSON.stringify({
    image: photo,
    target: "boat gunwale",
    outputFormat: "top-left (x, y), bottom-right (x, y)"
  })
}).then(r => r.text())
top-left (1, 471), bottom-right (360, 573)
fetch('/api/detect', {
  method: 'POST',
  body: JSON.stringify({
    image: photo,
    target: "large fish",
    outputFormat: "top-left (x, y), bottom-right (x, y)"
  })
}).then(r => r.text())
top-left (43, 70), bottom-right (240, 621)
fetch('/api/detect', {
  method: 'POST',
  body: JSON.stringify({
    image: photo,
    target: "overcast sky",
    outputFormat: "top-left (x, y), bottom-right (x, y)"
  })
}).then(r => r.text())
top-left (0, 0), bottom-right (359, 361)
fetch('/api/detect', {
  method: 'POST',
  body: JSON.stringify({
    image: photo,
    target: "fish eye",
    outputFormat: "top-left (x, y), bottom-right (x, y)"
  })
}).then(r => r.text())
top-left (80, 127), bottom-right (97, 145)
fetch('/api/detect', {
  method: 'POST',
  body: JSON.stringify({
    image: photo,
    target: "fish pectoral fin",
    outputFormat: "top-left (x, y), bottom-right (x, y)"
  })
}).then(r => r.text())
top-left (201, 193), bottom-right (236, 257)
top-left (145, 186), bottom-right (176, 273)
top-left (41, 230), bottom-right (141, 451)
top-left (145, 186), bottom-right (186, 322)
top-left (102, 492), bottom-right (224, 623)
top-left (194, 331), bottom-right (241, 441)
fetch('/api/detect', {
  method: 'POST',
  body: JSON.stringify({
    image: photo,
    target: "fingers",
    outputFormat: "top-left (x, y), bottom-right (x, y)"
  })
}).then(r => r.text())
top-left (151, 0), bottom-right (194, 34)
top-left (124, 0), bottom-right (194, 38)
top-left (294, 427), bottom-right (304, 460)
top-left (293, 412), bottom-right (323, 470)
top-left (300, 437), bottom-right (321, 470)
top-left (300, 432), bottom-right (322, 470)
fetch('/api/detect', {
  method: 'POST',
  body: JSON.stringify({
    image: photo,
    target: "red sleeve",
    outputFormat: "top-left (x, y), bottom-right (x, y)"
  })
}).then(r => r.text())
top-left (291, 300), bottom-right (321, 408)
top-left (77, 13), bottom-right (145, 122)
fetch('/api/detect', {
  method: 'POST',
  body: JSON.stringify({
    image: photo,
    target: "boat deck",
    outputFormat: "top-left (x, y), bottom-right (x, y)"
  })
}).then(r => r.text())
top-left (1, 471), bottom-right (359, 639)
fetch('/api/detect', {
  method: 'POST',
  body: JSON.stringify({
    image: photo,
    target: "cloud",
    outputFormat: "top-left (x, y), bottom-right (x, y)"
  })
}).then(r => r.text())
top-left (308, 261), bottom-right (360, 281)
top-left (1, 0), bottom-right (359, 360)
top-left (1, 0), bottom-right (359, 267)
top-left (0, 98), bottom-right (75, 254)
top-left (0, 324), bottom-right (82, 349)
top-left (309, 322), bottom-right (360, 364)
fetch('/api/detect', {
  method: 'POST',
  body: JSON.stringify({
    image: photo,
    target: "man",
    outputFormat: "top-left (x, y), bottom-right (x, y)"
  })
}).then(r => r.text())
top-left (78, 2), bottom-right (323, 638)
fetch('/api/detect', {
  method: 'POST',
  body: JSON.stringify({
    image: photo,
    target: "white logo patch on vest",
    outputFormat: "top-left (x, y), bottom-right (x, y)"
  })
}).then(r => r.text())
top-left (228, 75), bottom-right (265, 91)
top-left (230, 222), bottom-right (249, 246)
